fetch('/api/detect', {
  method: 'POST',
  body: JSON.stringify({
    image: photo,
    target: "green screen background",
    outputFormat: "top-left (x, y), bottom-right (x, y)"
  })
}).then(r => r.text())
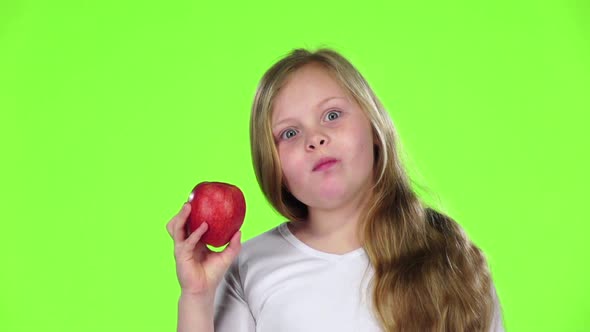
top-left (1, 0), bottom-right (588, 331)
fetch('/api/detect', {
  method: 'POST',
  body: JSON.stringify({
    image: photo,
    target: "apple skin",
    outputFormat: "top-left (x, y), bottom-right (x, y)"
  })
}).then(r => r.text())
top-left (185, 181), bottom-right (246, 247)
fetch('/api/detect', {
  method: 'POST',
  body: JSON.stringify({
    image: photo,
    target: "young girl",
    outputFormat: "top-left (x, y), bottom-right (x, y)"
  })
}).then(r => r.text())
top-left (166, 48), bottom-right (505, 332)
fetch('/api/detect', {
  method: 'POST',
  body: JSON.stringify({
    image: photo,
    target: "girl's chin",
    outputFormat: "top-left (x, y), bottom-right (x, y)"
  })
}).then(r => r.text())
top-left (307, 191), bottom-right (353, 209)
top-left (291, 180), bottom-right (356, 206)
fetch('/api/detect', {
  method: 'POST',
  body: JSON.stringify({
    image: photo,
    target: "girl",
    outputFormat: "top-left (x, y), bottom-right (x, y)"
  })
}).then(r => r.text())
top-left (166, 48), bottom-right (505, 332)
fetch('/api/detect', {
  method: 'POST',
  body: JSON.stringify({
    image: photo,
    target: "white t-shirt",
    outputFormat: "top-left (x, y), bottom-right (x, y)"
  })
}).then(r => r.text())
top-left (213, 222), bottom-right (505, 332)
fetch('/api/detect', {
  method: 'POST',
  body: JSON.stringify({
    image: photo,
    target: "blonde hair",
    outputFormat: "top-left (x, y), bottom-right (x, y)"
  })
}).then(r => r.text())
top-left (249, 47), bottom-right (495, 331)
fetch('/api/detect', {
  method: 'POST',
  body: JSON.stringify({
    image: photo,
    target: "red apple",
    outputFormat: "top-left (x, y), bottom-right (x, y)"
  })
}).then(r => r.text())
top-left (185, 181), bottom-right (246, 247)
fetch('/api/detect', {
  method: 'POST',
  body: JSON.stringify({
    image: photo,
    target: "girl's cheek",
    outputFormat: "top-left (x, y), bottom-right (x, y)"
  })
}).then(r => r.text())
top-left (280, 140), bottom-right (295, 152)
top-left (279, 144), bottom-right (299, 166)
top-left (277, 144), bottom-right (292, 162)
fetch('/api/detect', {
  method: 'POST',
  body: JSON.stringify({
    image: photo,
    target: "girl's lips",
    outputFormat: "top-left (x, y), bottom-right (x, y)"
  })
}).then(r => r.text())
top-left (312, 159), bottom-right (339, 171)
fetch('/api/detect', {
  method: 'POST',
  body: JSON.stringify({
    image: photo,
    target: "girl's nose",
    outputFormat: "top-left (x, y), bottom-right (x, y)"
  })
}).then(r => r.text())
top-left (308, 139), bottom-right (326, 150)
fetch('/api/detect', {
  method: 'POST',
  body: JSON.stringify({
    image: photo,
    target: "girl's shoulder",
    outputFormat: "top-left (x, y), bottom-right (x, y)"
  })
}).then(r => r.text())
top-left (237, 221), bottom-right (293, 261)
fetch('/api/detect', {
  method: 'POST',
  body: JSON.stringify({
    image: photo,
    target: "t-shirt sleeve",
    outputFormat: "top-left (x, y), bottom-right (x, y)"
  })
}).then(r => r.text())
top-left (213, 259), bottom-right (256, 332)
top-left (489, 281), bottom-right (505, 332)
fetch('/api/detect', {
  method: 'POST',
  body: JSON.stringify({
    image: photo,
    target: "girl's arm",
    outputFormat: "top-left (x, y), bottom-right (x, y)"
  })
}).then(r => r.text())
top-left (166, 203), bottom-right (242, 332)
top-left (177, 293), bottom-right (215, 332)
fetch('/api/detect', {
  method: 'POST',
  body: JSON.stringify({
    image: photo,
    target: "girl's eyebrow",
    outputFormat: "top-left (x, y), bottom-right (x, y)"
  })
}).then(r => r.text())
top-left (272, 96), bottom-right (347, 129)
top-left (317, 95), bottom-right (347, 107)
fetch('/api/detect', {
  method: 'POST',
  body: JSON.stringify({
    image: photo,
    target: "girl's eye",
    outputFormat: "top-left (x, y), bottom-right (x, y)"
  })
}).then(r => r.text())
top-left (280, 129), bottom-right (298, 140)
top-left (325, 110), bottom-right (341, 121)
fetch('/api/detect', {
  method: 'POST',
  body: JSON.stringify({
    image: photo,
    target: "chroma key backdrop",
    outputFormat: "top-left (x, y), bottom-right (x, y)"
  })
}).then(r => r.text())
top-left (0, 1), bottom-right (588, 331)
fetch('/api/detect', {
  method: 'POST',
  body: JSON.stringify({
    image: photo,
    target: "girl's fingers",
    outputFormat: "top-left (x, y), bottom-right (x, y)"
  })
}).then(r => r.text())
top-left (166, 206), bottom-right (180, 236)
top-left (166, 203), bottom-right (186, 235)
top-left (220, 230), bottom-right (242, 267)
top-left (185, 222), bottom-right (209, 249)
top-left (176, 222), bottom-right (209, 262)
top-left (171, 203), bottom-right (191, 243)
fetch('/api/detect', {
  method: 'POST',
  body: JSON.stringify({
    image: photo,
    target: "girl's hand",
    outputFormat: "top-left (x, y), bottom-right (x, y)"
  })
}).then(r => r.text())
top-left (166, 203), bottom-right (242, 298)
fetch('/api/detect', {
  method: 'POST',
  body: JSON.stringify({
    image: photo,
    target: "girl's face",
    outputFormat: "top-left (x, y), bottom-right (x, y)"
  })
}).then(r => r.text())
top-left (271, 63), bottom-right (376, 212)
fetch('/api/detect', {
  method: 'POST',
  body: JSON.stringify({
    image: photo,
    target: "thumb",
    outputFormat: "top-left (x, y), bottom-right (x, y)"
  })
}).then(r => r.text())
top-left (220, 231), bottom-right (242, 267)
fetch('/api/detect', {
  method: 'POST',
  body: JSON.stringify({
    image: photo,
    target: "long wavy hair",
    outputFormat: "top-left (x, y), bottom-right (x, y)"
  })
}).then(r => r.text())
top-left (249, 47), bottom-right (496, 331)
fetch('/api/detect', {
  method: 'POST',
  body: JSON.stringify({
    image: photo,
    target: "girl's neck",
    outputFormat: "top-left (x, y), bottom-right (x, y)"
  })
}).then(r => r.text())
top-left (288, 186), bottom-right (373, 255)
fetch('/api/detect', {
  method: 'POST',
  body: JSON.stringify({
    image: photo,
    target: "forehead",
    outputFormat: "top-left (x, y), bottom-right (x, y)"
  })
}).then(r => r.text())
top-left (271, 64), bottom-right (349, 123)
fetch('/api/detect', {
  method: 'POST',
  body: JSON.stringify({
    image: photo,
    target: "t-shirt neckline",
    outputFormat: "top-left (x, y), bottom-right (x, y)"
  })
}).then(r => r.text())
top-left (278, 222), bottom-right (366, 261)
